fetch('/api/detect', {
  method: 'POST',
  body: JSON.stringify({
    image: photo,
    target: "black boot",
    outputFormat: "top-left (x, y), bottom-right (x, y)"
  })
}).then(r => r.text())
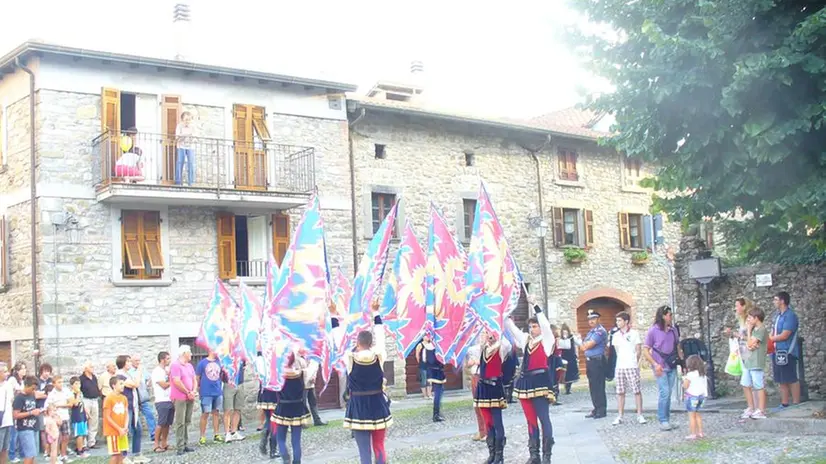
top-left (492, 437), bottom-right (505, 464)
top-left (482, 433), bottom-right (496, 464)
top-left (259, 427), bottom-right (270, 456)
top-left (524, 430), bottom-right (540, 464)
top-left (270, 432), bottom-right (280, 459)
top-left (432, 402), bottom-right (444, 422)
top-left (542, 436), bottom-right (554, 464)
top-left (564, 383), bottom-right (571, 395)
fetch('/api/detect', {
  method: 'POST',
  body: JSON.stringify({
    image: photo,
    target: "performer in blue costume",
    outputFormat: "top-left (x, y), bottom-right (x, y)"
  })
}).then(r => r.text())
top-left (423, 332), bottom-right (446, 422)
top-left (270, 351), bottom-right (311, 463)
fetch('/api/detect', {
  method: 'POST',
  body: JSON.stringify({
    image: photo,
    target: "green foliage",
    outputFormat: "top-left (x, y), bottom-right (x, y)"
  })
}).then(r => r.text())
top-left (563, 247), bottom-right (588, 262)
top-left (631, 251), bottom-right (650, 262)
top-left (564, 0), bottom-right (826, 264)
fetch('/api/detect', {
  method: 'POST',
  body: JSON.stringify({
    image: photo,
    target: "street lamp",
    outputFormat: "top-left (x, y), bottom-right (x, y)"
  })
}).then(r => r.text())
top-left (688, 256), bottom-right (722, 399)
top-left (527, 204), bottom-right (549, 313)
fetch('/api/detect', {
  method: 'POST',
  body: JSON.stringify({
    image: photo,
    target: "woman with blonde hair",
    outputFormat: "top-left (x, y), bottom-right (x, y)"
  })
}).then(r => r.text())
top-left (725, 297), bottom-right (756, 419)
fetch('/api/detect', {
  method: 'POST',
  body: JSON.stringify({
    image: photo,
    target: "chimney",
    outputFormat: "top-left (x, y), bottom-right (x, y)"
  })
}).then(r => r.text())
top-left (173, 2), bottom-right (192, 61)
top-left (410, 60), bottom-right (424, 75)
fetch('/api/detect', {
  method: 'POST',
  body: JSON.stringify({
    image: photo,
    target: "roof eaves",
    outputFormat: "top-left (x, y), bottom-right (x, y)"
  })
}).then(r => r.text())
top-left (0, 42), bottom-right (358, 92)
top-left (352, 100), bottom-right (599, 142)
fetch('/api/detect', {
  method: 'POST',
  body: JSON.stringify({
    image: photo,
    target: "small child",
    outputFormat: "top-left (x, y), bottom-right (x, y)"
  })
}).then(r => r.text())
top-left (682, 355), bottom-right (709, 440)
top-left (45, 375), bottom-right (72, 462)
top-left (43, 403), bottom-right (62, 464)
top-left (69, 376), bottom-right (91, 457)
top-left (104, 376), bottom-right (130, 464)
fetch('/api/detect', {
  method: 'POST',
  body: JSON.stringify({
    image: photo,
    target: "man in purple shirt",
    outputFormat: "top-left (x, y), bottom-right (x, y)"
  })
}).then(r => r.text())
top-left (643, 305), bottom-right (682, 431)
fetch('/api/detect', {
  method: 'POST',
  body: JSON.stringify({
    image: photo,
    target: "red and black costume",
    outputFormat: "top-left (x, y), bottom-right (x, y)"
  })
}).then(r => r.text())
top-left (473, 336), bottom-right (511, 464)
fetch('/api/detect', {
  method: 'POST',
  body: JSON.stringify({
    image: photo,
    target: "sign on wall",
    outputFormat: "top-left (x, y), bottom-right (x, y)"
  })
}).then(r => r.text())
top-left (755, 273), bottom-right (773, 287)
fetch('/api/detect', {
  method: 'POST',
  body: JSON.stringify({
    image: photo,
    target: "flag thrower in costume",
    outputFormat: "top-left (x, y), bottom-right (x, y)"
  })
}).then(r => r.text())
top-left (380, 220), bottom-right (428, 359)
top-left (425, 204), bottom-right (469, 365)
top-left (338, 200), bottom-right (399, 354)
top-left (197, 279), bottom-right (244, 385)
top-left (465, 182), bottom-right (517, 340)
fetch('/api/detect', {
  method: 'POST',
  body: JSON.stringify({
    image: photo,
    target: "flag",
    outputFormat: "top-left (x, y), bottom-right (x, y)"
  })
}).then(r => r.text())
top-left (465, 182), bottom-right (517, 339)
top-left (239, 281), bottom-right (266, 382)
top-left (265, 255), bottom-right (280, 307)
top-left (330, 268), bottom-right (352, 316)
top-left (381, 220), bottom-right (428, 359)
top-left (260, 309), bottom-right (292, 391)
top-left (338, 200), bottom-right (399, 355)
top-left (268, 195), bottom-right (330, 358)
top-left (425, 204), bottom-right (469, 365)
top-left (197, 280), bottom-right (244, 385)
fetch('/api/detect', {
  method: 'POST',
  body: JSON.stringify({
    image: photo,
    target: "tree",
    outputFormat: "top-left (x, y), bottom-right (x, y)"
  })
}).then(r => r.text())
top-left (565, 0), bottom-right (826, 264)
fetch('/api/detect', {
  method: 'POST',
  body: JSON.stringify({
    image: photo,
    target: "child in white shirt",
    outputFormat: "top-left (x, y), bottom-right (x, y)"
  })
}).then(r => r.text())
top-left (682, 355), bottom-right (709, 440)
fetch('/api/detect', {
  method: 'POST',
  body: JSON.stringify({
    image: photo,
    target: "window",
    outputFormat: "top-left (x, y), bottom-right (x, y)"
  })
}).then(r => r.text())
top-left (624, 157), bottom-right (642, 185)
top-left (178, 337), bottom-right (208, 368)
top-left (551, 207), bottom-right (594, 248)
top-left (464, 151), bottom-right (475, 167)
top-left (618, 212), bottom-right (647, 250)
top-left (121, 210), bottom-right (164, 280)
top-left (557, 149), bottom-right (579, 181)
top-left (374, 144), bottom-right (387, 159)
top-left (462, 199), bottom-right (477, 240)
top-left (120, 92), bottom-right (137, 132)
top-left (217, 212), bottom-right (289, 280)
top-left (232, 104), bottom-right (270, 189)
top-left (371, 193), bottom-right (397, 235)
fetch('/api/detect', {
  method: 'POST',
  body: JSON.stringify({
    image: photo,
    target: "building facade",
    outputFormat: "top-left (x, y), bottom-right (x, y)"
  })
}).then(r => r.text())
top-left (0, 43), bottom-right (679, 406)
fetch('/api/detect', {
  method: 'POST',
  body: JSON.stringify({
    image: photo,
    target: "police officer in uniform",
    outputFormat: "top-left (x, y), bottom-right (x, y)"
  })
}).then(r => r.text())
top-left (581, 309), bottom-right (609, 419)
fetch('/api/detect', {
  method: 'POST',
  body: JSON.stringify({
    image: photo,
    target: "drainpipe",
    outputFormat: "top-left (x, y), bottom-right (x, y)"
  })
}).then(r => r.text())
top-left (347, 107), bottom-right (366, 271)
top-left (16, 57), bottom-right (39, 371)
top-left (528, 135), bottom-right (552, 310)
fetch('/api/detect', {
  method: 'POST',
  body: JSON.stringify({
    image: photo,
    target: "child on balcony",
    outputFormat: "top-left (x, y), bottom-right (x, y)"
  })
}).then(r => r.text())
top-left (114, 128), bottom-right (145, 183)
top-left (175, 111), bottom-right (196, 186)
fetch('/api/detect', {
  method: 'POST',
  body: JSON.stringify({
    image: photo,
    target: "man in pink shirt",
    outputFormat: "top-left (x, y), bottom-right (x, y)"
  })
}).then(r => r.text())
top-left (170, 345), bottom-right (197, 456)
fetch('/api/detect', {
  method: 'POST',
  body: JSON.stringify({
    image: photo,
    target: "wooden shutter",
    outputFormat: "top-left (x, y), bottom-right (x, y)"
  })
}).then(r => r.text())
top-left (551, 207), bottom-right (563, 247)
top-left (272, 213), bottom-right (290, 266)
top-left (557, 152), bottom-right (568, 179)
top-left (101, 88), bottom-right (121, 181)
top-left (0, 105), bottom-right (4, 166)
top-left (618, 212), bottom-right (630, 249)
top-left (232, 104), bottom-right (253, 188)
top-left (567, 151), bottom-right (578, 180)
top-left (250, 106), bottom-right (269, 189)
top-left (0, 215), bottom-right (7, 288)
top-left (217, 213), bottom-right (237, 279)
top-left (122, 211), bottom-right (145, 270)
top-left (251, 106), bottom-right (272, 140)
top-left (161, 95), bottom-right (181, 183)
top-left (584, 210), bottom-right (595, 248)
top-left (143, 211), bottom-right (164, 270)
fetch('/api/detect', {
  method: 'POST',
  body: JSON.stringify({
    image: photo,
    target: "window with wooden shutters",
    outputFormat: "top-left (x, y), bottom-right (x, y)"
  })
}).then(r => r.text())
top-left (217, 213), bottom-right (237, 280)
top-left (624, 157), bottom-right (642, 184)
top-left (121, 211), bottom-right (163, 279)
top-left (371, 193), bottom-right (397, 236)
top-left (557, 149), bottom-right (579, 181)
top-left (551, 207), bottom-right (588, 247)
top-left (272, 213), bottom-right (290, 266)
top-left (161, 95), bottom-right (181, 183)
top-left (618, 212), bottom-right (645, 250)
top-left (233, 104), bottom-right (269, 190)
top-left (0, 215), bottom-right (8, 288)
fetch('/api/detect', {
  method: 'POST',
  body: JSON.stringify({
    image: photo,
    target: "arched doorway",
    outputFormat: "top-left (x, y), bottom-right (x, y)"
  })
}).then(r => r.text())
top-left (572, 288), bottom-right (635, 377)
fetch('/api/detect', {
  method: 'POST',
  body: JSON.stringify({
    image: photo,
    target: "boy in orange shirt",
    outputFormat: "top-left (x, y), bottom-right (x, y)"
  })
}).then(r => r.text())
top-left (103, 377), bottom-right (129, 464)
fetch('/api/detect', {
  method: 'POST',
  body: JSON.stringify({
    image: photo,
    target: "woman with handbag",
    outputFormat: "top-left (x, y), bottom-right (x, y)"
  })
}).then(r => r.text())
top-left (558, 325), bottom-right (580, 395)
top-left (643, 305), bottom-right (682, 432)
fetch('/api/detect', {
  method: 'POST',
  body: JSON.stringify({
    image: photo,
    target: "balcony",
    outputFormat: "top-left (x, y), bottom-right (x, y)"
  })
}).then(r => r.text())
top-left (92, 132), bottom-right (315, 208)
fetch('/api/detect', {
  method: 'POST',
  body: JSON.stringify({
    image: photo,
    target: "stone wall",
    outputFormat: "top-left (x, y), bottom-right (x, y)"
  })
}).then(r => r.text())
top-left (674, 236), bottom-right (826, 396)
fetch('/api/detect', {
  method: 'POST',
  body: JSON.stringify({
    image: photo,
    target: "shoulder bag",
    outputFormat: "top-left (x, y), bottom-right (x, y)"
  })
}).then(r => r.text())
top-left (773, 315), bottom-right (797, 367)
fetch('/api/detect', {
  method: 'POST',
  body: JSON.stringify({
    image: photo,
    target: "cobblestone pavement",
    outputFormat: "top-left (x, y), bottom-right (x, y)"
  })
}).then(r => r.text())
top-left (63, 379), bottom-right (826, 463)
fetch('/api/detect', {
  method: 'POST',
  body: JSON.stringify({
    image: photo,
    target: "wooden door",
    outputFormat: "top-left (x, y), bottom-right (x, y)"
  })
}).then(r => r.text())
top-left (404, 351), bottom-right (421, 394)
top-left (0, 341), bottom-right (11, 366)
top-left (161, 95), bottom-right (180, 184)
top-left (232, 104), bottom-right (267, 190)
top-left (444, 364), bottom-right (463, 390)
top-left (575, 300), bottom-right (625, 377)
top-left (315, 372), bottom-right (340, 410)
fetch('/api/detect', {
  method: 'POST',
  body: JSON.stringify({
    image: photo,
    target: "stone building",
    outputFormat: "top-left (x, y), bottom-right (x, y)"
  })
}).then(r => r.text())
top-left (0, 42), bottom-right (679, 407)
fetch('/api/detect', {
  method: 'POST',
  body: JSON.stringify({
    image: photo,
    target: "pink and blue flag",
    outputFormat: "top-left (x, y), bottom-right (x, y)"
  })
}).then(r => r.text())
top-left (380, 220), bottom-right (428, 359)
top-left (465, 182), bottom-right (517, 339)
top-left (197, 279), bottom-right (244, 385)
top-left (239, 281), bottom-right (266, 382)
top-left (338, 200), bottom-right (399, 354)
top-left (425, 204), bottom-right (469, 365)
top-left (265, 255), bottom-right (280, 308)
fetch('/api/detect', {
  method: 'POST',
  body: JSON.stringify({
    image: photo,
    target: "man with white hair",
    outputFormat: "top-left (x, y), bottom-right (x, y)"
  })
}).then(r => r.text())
top-left (98, 362), bottom-right (117, 398)
top-left (170, 345), bottom-right (196, 457)
top-left (79, 362), bottom-right (102, 449)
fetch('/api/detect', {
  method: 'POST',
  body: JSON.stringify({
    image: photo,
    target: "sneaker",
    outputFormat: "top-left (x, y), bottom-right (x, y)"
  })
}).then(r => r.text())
top-left (685, 434), bottom-right (697, 440)
top-left (11, 459), bottom-right (21, 463)
top-left (213, 434), bottom-right (224, 443)
top-left (225, 432), bottom-right (235, 443)
top-left (232, 432), bottom-right (245, 441)
top-left (637, 415), bottom-right (647, 424)
top-left (771, 404), bottom-right (789, 413)
top-left (199, 437), bottom-right (207, 446)
top-left (740, 408), bottom-right (754, 419)
top-left (659, 422), bottom-right (674, 431)
top-left (612, 416), bottom-right (623, 426)
top-left (751, 409), bottom-right (767, 419)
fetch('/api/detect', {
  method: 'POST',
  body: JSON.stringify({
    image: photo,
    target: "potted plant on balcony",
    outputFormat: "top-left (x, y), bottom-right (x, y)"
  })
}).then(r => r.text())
top-left (631, 251), bottom-right (650, 265)
top-left (563, 247), bottom-right (587, 264)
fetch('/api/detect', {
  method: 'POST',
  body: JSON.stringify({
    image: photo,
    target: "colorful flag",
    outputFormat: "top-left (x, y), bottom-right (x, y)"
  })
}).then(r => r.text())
top-left (381, 220), bottom-right (428, 359)
top-left (239, 281), bottom-right (266, 382)
top-left (268, 195), bottom-right (330, 358)
top-left (330, 268), bottom-right (352, 317)
top-left (265, 255), bottom-right (280, 308)
top-left (425, 204), bottom-right (469, 365)
top-left (338, 200), bottom-right (399, 355)
top-left (260, 308), bottom-right (292, 391)
top-left (465, 182), bottom-right (517, 339)
top-left (197, 280), bottom-right (244, 385)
